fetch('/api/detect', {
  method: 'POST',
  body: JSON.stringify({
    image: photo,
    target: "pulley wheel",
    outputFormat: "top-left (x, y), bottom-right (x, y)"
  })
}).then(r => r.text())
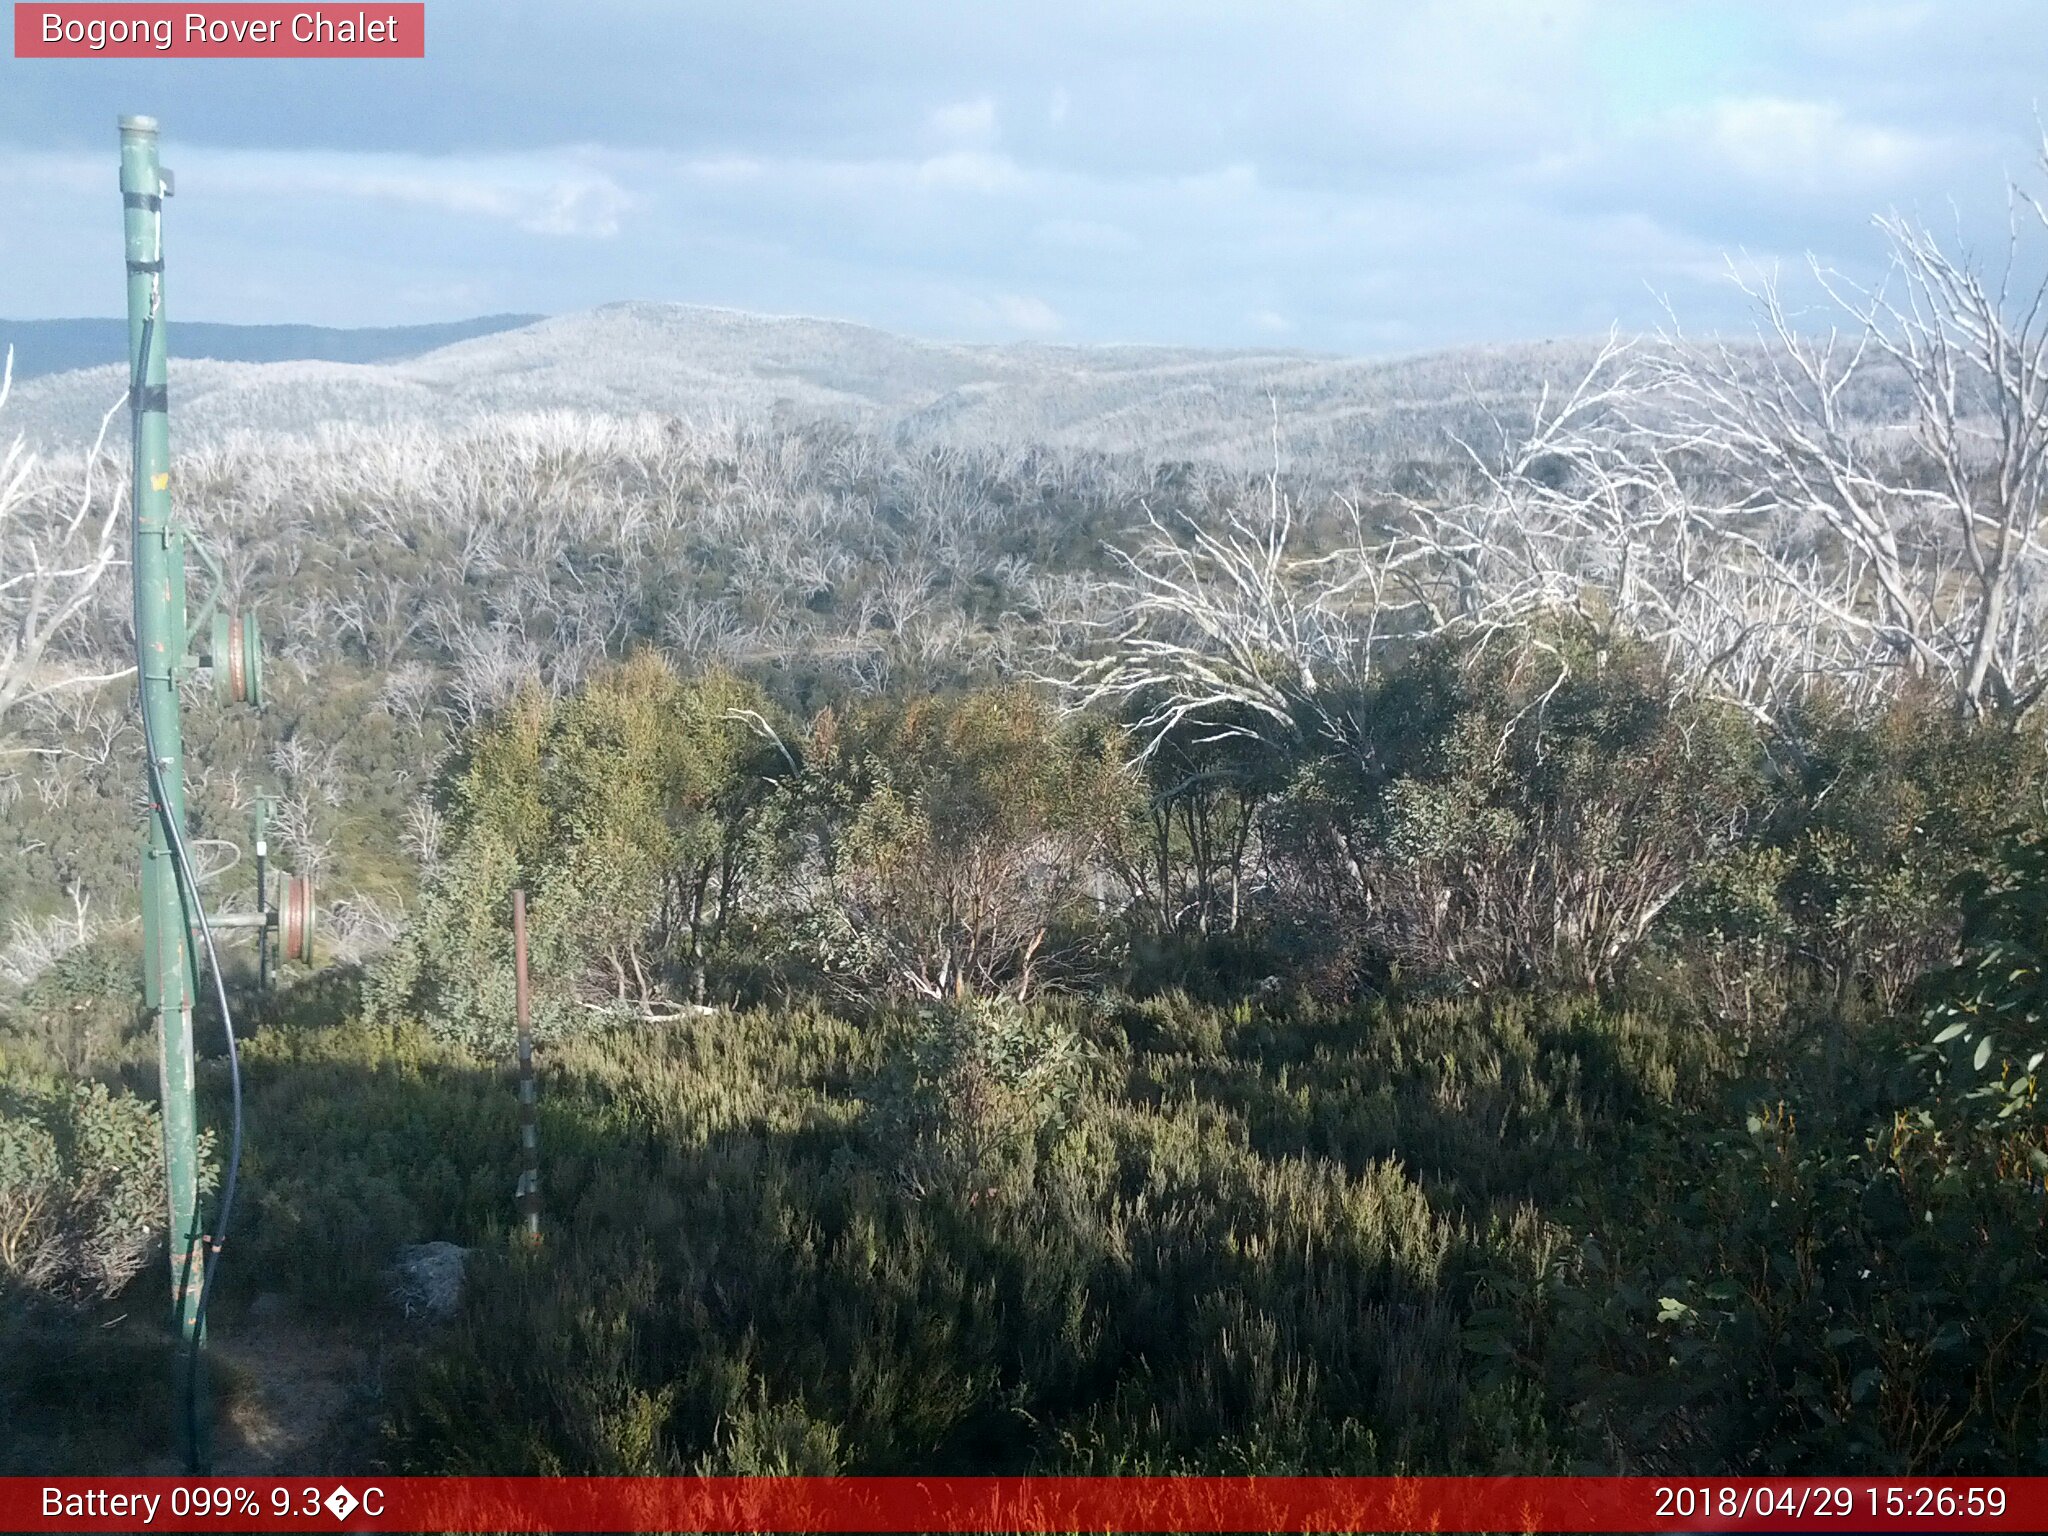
top-left (210, 608), bottom-right (265, 707)
top-left (279, 874), bottom-right (315, 964)
top-left (240, 607), bottom-right (264, 709)
top-left (211, 612), bottom-right (240, 703)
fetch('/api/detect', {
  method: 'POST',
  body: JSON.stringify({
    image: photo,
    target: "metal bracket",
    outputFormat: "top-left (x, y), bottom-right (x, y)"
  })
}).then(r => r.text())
top-left (182, 534), bottom-right (226, 657)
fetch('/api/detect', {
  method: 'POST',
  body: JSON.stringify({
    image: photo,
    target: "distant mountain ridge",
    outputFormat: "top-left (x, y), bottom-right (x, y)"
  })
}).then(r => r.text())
top-left (0, 313), bottom-right (546, 381)
top-left (4, 302), bottom-right (1620, 467)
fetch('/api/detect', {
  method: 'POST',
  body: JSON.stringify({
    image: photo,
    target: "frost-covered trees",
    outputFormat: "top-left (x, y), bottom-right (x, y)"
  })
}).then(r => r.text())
top-left (0, 350), bottom-right (130, 733)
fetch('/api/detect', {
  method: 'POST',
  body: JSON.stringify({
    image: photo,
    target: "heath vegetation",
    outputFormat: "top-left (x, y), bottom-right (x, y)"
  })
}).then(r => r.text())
top-left (3, 176), bottom-right (2047, 1475)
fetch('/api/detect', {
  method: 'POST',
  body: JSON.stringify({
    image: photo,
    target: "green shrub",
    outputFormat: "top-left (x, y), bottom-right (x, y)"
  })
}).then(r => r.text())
top-left (369, 658), bottom-right (794, 1047)
top-left (1268, 625), bottom-right (1763, 995)
top-left (0, 1293), bottom-right (181, 1472)
top-left (869, 997), bottom-right (1088, 1200)
top-left (1766, 694), bottom-right (2045, 1013)
top-left (215, 1018), bottom-right (517, 1314)
top-left (0, 934), bottom-right (148, 1079)
top-left (1482, 1002), bottom-right (2048, 1472)
top-left (797, 688), bottom-right (1139, 1001)
top-left (1458, 823), bottom-right (2048, 1473)
top-left (1920, 824), bottom-right (2048, 1124)
top-left (0, 1064), bottom-right (206, 1301)
top-left (375, 993), bottom-right (1714, 1475)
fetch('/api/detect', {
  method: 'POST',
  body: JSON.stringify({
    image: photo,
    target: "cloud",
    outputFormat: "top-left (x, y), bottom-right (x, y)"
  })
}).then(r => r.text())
top-left (1522, 87), bottom-right (1979, 267)
top-left (1793, 2), bottom-right (1938, 50)
top-left (681, 155), bottom-right (769, 186)
top-left (4, 1), bottom-right (2048, 350)
top-left (1690, 96), bottom-right (1952, 193)
top-left (978, 292), bottom-right (1062, 335)
top-left (913, 150), bottom-right (1023, 195)
top-left (207, 150), bottom-right (635, 238)
top-left (1031, 219), bottom-right (1135, 252)
top-left (928, 97), bottom-right (999, 149)
top-left (520, 176), bottom-right (635, 238)
top-left (0, 150), bottom-right (105, 195)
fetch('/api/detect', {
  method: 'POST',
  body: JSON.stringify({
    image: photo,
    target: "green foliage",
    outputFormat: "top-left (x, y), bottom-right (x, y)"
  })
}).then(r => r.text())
top-left (0, 1061), bottom-right (209, 1300)
top-left (1661, 695), bottom-right (2047, 1031)
top-left (869, 997), bottom-right (1088, 1200)
top-left (0, 663), bottom-right (443, 987)
top-left (1766, 695), bottom-right (2048, 1011)
top-left (0, 1295), bottom-right (180, 1473)
top-left (552, 656), bottom-right (789, 1004)
top-left (0, 933), bottom-right (149, 1078)
top-left (1475, 1014), bottom-right (2048, 1472)
top-left (800, 689), bottom-right (1139, 1001)
top-left (1100, 712), bottom-right (1287, 941)
top-left (1921, 825), bottom-right (2048, 1124)
top-left (1270, 626), bottom-right (1763, 995)
top-left (370, 990), bottom-right (1722, 1476)
top-left (370, 658), bottom-right (793, 1046)
top-left (217, 1018), bottom-right (519, 1315)
top-left (9, 893), bottom-right (2033, 1479)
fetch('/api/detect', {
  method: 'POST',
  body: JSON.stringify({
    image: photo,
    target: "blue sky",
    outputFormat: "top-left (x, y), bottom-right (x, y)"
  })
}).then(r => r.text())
top-left (2, 1), bottom-right (2045, 352)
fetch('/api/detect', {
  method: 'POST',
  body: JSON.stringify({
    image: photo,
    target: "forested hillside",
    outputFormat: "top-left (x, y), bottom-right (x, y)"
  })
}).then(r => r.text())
top-left (3, 214), bottom-right (2045, 1474)
top-left (6, 304), bottom-right (1651, 469)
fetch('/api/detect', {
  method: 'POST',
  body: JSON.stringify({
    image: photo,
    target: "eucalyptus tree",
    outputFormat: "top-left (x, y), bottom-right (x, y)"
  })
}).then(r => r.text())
top-left (0, 351), bottom-right (132, 734)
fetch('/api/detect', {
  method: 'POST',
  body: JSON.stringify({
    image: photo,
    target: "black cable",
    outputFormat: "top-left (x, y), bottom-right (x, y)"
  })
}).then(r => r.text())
top-left (130, 303), bottom-right (244, 1473)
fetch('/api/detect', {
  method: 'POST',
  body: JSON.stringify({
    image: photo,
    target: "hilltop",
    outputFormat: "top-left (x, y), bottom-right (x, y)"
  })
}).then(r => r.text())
top-left (5, 301), bottom-right (1612, 467)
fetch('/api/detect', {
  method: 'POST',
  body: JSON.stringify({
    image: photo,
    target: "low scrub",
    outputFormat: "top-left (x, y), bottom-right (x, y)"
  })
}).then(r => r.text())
top-left (0, 1063), bottom-right (200, 1301)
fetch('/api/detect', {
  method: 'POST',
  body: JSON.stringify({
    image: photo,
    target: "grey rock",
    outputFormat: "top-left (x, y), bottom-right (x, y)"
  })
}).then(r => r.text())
top-left (387, 1240), bottom-right (471, 1322)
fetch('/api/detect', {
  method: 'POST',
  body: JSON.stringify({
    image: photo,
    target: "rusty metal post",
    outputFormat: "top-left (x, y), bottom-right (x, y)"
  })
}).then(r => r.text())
top-left (513, 889), bottom-right (541, 1243)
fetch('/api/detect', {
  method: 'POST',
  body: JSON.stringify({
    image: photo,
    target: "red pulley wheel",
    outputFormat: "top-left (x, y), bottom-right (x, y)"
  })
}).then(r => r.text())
top-left (226, 613), bottom-right (247, 703)
top-left (279, 874), bottom-right (315, 964)
top-left (210, 609), bottom-right (265, 707)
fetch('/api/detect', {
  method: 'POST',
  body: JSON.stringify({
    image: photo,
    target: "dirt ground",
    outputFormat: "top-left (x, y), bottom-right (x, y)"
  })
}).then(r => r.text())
top-left (208, 1295), bottom-right (378, 1474)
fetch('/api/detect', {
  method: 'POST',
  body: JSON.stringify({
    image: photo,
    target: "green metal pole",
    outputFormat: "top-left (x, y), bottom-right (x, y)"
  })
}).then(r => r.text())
top-left (120, 113), bottom-right (207, 1468)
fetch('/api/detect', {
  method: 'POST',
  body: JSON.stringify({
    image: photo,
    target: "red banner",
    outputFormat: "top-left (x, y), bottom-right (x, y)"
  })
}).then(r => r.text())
top-left (13, 4), bottom-right (424, 57)
top-left (5, 1477), bottom-right (2046, 1533)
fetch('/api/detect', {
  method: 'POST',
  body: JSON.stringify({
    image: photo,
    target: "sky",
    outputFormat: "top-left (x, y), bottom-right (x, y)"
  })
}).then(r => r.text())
top-left (2, 0), bottom-right (2046, 354)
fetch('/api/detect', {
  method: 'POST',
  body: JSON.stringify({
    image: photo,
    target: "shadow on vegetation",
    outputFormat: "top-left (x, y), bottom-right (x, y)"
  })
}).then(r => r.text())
top-left (9, 970), bottom-right (2043, 1478)
top-left (12, 996), bottom-right (1606, 1476)
top-left (190, 997), bottom-right (1678, 1477)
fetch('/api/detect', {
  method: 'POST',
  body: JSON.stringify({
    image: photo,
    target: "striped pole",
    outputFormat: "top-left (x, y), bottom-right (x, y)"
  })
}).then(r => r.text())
top-left (513, 888), bottom-right (541, 1243)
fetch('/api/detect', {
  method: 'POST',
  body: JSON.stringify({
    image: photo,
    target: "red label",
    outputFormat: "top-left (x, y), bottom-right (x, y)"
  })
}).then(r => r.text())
top-left (1, 1477), bottom-right (2045, 1533)
top-left (14, 3), bottom-right (424, 56)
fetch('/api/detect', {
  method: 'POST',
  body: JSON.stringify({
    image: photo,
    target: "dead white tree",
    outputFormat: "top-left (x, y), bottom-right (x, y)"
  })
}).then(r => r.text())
top-left (1378, 163), bottom-right (2048, 734)
top-left (444, 620), bottom-right (546, 727)
top-left (1643, 169), bottom-right (2048, 722)
top-left (321, 893), bottom-right (404, 965)
top-left (1065, 435), bottom-right (1431, 758)
top-left (269, 788), bottom-right (333, 885)
top-left (0, 884), bottom-right (96, 987)
top-left (0, 349), bottom-right (133, 733)
top-left (378, 661), bottom-right (437, 732)
top-left (400, 796), bottom-right (446, 870)
top-left (1378, 335), bottom-right (1868, 727)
